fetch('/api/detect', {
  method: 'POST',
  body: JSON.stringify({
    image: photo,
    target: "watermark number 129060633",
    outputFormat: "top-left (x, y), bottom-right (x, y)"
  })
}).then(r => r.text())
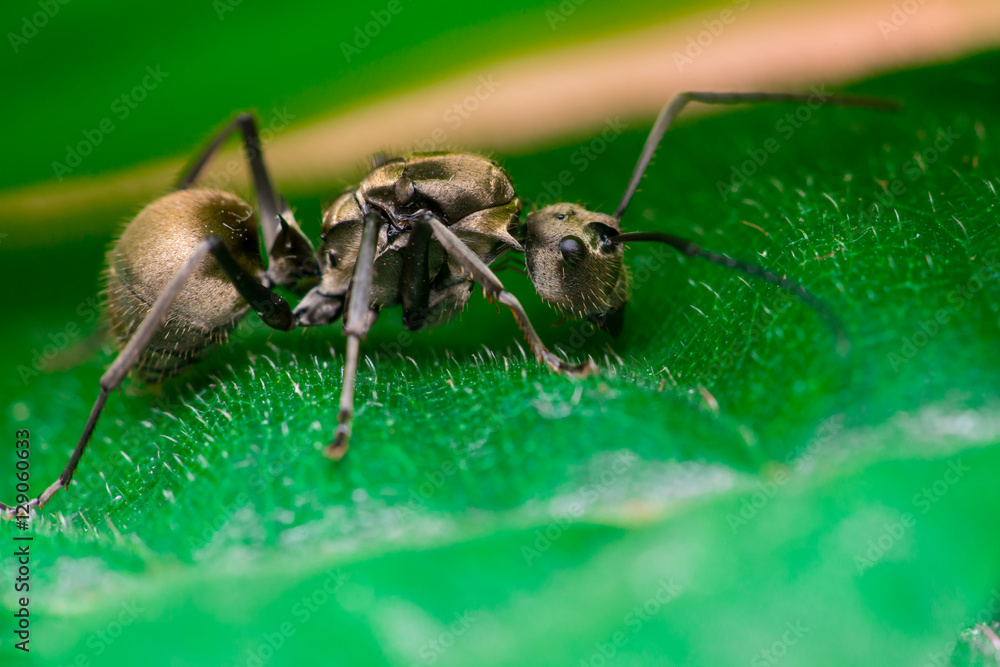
top-left (12, 429), bottom-right (33, 653)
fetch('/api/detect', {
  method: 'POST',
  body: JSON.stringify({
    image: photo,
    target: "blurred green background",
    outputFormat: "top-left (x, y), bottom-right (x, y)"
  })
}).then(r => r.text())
top-left (0, 0), bottom-right (701, 191)
top-left (2, 0), bottom-right (1000, 665)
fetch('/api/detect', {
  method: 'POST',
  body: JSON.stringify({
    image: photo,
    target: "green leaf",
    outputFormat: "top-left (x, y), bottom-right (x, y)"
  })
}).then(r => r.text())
top-left (2, 50), bottom-right (1000, 667)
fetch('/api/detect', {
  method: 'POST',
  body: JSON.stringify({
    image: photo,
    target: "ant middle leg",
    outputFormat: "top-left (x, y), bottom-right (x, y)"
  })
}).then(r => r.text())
top-left (177, 112), bottom-right (316, 286)
top-left (400, 214), bottom-right (435, 331)
top-left (326, 212), bottom-right (383, 460)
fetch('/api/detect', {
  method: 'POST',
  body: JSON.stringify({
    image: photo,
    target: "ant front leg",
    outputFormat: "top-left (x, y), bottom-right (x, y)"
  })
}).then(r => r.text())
top-left (414, 214), bottom-right (596, 377)
top-left (0, 237), bottom-right (294, 519)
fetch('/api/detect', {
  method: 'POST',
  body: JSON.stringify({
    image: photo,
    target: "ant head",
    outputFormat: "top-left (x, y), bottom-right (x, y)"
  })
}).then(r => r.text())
top-left (524, 203), bottom-right (628, 334)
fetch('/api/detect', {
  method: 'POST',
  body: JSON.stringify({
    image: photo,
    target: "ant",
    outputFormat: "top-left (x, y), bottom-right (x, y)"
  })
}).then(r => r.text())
top-left (1, 90), bottom-right (898, 518)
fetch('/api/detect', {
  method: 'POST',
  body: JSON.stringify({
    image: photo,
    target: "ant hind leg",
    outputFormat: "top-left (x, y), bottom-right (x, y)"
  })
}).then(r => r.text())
top-left (0, 237), bottom-right (294, 518)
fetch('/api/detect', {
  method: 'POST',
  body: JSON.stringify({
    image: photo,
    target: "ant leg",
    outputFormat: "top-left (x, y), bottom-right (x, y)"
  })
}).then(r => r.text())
top-left (177, 113), bottom-right (282, 249)
top-left (176, 112), bottom-right (315, 285)
top-left (402, 202), bottom-right (522, 329)
top-left (415, 214), bottom-right (596, 376)
top-left (400, 217), bottom-right (434, 330)
top-left (326, 212), bottom-right (383, 460)
top-left (614, 90), bottom-right (901, 220)
top-left (0, 237), bottom-right (294, 519)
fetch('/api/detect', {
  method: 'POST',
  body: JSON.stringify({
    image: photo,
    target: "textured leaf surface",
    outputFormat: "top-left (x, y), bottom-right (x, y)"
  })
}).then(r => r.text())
top-left (1, 50), bottom-right (1000, 666)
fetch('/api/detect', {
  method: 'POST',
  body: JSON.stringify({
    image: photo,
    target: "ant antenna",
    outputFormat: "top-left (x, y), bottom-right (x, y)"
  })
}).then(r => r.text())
top-left (605, 90), bottom-right (900, 354)
top-left (613, 91), bottom-right (901, 221)
top-left (610, 231), bottom-right (851, 355)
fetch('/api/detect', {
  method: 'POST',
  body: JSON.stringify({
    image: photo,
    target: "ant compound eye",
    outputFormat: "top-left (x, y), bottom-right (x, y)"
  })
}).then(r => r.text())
top-left (559, 235), bottom-right (587, 265)
top-left (585, 222), bottom-right (620, 250)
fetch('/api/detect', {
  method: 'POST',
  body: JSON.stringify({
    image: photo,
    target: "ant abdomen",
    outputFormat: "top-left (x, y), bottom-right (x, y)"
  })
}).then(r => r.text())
top-left (103, 189), bottom-right (263, 381)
